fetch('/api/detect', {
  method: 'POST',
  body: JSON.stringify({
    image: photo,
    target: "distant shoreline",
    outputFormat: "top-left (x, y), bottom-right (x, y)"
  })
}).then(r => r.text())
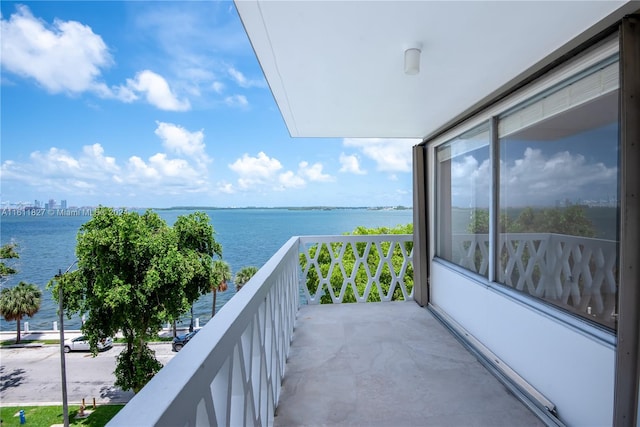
top-left (155, 206), bottom-right (413, 211)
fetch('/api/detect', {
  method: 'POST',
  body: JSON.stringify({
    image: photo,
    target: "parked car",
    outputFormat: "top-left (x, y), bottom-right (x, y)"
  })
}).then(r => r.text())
top-left (172, 329), bottom-right (199, 352)
top-left (64, 336), bottom-right (113, 353)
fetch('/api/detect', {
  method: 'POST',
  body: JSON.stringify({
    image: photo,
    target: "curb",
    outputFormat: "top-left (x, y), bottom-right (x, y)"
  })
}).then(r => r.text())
top-left (3, 343), bottom-right (44, 349)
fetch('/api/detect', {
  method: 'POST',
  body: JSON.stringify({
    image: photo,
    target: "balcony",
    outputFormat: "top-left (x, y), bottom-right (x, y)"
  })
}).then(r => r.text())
top-left (107, 234), bottom-right (546, 426)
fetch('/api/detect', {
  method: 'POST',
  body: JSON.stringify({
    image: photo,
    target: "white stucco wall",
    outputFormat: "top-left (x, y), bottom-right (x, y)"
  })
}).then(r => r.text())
top-left (431, 261), bottom-right (616, 427)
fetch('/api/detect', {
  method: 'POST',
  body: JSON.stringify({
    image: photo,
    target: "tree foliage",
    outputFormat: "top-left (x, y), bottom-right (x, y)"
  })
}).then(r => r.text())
top-left (211, 260), bottom-right (231, 316)
top-left (301, 224), bottom-right (414, 304)
top-left (0, 282), bottom-right (42, 343)
top-left (49, 207), bottom-right (222, 393)
top-left (467, 205), bottom-right (596, 237)
top-left (234, 266), bottom-right (259, 291)
top-left (0, 243), bottom-right (19, 284)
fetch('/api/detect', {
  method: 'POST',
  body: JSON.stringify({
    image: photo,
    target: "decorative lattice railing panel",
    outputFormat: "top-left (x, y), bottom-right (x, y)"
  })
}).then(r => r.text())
top-left (452, 233), bottom-right (618, 327)
top-left (299, 235), bottom-right (414, 304)
top-left (452, 234), bottom-right (490, 275)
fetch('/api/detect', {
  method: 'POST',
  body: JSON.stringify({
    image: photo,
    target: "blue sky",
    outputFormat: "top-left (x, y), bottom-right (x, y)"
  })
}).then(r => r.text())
top-left (1, 1), bottom-right (417, 208)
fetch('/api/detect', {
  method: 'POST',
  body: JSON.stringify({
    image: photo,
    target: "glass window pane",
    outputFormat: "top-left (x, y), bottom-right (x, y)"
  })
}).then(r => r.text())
top-left (436, 124), bottom-right (490, 276)
top-left (498, 63), bottom-right (619, 329)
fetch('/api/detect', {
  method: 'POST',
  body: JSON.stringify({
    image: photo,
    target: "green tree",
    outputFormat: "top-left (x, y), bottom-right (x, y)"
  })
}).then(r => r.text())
top-left (234, 266), bottom-right (259, 291)
top-left (0, 282), bottom-right (42, 343)
top-left (211, 260), bottom-right (231, 316)
top-left (301, 224), bottom-right (414, 304)
top-left (467, 205), bottom-right (595, 237)
top-left (0, 243), bottom-right (19, 284)
top-left (49, 207), bottom-right (223, 393)
top-left (467, 209), bottom-right (489, 234)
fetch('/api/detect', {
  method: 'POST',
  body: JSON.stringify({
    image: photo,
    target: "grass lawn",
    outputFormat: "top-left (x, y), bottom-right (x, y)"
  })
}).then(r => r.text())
top-left (0, 404), bottom-right (124, 426)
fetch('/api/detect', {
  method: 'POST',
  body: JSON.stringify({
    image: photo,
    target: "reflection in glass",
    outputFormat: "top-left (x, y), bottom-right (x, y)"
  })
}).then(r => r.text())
top-left (436, 124), bottom-right (490, 276)
top-left (498, 77), bottom-right (619, 329)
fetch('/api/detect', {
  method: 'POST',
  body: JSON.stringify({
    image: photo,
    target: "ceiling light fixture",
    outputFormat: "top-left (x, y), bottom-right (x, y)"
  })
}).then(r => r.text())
top-left (404, 43), bottom-right (422, 75)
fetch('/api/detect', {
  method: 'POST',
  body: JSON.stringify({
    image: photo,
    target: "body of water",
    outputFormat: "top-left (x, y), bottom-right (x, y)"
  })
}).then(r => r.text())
top-left (0, 208), bottom-right (412, 331)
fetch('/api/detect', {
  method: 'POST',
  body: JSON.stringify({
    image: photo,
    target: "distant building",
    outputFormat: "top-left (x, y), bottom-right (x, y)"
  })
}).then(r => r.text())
top-left (61, 200), bottom-right (67, 209)
top-left (48, 199), bottom-right (56, 210)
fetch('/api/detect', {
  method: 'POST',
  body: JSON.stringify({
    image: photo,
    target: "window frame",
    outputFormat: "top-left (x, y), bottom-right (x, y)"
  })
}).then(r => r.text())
top-left (495, 59), bottom-right (620, 329)
top-left (435, 123), bottom-right (491, 276)
top-left (427, 35), bottom-right (620, 342)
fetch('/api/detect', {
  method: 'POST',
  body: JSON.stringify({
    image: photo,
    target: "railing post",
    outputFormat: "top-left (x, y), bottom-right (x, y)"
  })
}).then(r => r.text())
top-left (543, 234), bottom-right (556, 300)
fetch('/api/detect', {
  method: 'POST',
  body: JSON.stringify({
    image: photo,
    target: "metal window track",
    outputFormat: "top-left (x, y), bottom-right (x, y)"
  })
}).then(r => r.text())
top-left (428, 304), bottom-right (566, 427)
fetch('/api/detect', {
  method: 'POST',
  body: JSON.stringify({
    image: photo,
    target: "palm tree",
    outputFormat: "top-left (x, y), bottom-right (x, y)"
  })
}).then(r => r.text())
top-left (0, 282), bottom-right (42, 343)
top-left (234, 266), bottom-right (259, 291)
top-left (211, 260), bottom-right (231, 317)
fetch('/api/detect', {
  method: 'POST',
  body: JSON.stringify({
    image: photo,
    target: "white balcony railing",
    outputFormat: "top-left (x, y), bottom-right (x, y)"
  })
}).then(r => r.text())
top-left (299, 234), bottom-right (414, 304)
top-left (452, 233), bottom-right (617, 326)
top-left (107, 234), bottom-right (414, 426)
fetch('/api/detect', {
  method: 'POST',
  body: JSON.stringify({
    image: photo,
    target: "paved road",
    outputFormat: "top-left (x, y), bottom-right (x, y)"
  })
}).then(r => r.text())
top-left (0, 343), bottom-right (175, 406)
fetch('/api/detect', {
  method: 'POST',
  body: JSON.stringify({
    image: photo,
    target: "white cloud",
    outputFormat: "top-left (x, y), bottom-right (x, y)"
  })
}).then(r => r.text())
top-left (112, 85), bottom-right (138, 103)
top-left (125, 153), bottom-right (203, 189)
top-left (148, 153), bottom-right (194, 178)
top-left (227, 153), bottom-right (335, 192)
top-left (216, 181), bottom-right (235, 194)
top-left (0, 6), bottom-right (194, 112)
top-left (127, 156), bottom-right (160, 180)
top-left (154, 122), bottom-right (210, 166)
top-left (0, 122), bottom-right (214, 198)
top-left (450, 147), bottom-right (617, 207)
top-left (33, 148), bottom-right (80, 171)
top-left (229, 152), bottom-right (282, 189)
top-left (31, 144), bottom-right (118, 180)
top-left (505, 148), bottom-right (616, 205)
top-left (278, 171), bottom-right (306, 189)
top-left (224, 94), bottom-right (248, 108)
top-left (343, 138), bottom-right (418, 172)
top-left (212, 81), bottom-right (225, 94)
top-left (0, 5), bottom-right (113, 95)
top-left (81, 144), bottom-right (120, 174)
top-left (227, 66), bottom-right (265, 88)
top-left (298, 161), bottom-right (333, 182)
top-left (1, 143), bottom-right (121, 193)
top-left (122, 70), bottom-right (190, 111)
top-left (339, 153), bottom-right (366, 175)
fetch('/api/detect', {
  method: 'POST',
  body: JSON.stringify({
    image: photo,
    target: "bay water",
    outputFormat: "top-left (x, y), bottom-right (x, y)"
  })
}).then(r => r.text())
top-left (0, 208), bottom-right (412, 331)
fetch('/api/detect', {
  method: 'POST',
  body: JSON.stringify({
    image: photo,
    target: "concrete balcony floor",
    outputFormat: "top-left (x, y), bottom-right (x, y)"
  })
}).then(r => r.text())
top-left (275, 302), bottom-right (545, 427)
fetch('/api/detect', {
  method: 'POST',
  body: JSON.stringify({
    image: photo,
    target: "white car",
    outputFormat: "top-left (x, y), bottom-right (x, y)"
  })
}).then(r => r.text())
top-left (64, 335), bottom-right (113, 353)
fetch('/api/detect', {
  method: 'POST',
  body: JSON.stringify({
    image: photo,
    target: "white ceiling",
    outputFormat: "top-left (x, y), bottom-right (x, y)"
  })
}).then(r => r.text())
top-left (235, 1), bottom-right (636, 139)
